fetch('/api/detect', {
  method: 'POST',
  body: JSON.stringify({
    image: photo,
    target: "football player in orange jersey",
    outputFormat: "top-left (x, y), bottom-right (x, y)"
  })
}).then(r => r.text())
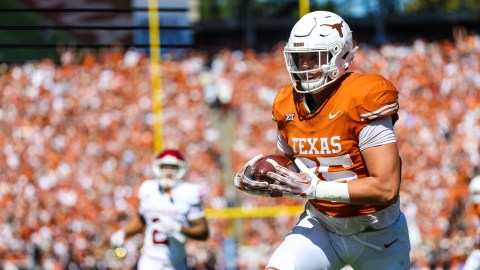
top-left (110, 149), bottom-right (209, 270)
top-left (464, 175), bottom-right (480, 269)
top-left (234, 11), bottom-right (411, 269)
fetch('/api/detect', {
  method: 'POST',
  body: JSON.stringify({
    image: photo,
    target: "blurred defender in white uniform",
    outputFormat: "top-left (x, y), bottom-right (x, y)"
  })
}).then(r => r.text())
top-left (465, 175), bottom-right (480, 270)
top-left (110, 149), bottom-right (209, 270)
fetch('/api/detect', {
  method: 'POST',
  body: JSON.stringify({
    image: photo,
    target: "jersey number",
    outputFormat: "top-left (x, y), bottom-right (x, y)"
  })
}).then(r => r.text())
top-left (300, 154), bottom-right (358, 181)
top-left (151, 218), bottom-right (168, 245)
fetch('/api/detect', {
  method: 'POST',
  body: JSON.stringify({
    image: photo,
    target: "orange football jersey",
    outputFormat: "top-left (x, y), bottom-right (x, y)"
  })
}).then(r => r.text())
top-left (272, 72), bottom-right (399, 218)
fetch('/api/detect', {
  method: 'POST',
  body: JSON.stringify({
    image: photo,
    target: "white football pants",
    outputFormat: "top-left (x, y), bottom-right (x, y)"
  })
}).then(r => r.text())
top-left (267, 212), bottom-right (410, 270)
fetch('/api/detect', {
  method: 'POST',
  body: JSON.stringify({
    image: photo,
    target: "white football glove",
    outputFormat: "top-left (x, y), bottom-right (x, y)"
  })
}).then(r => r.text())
top-left (158, 217), bottom-right (182, 235)
top-left (268, 158), bottom-right (350, 203)
top-left (233, 154), bottom-right (281, 197)
top-left (158, 217), bottom-right (186, 243)
top-left (110, 230), bottom-right (126, 247)
top-left (267, 158), bottom-right (317, 198)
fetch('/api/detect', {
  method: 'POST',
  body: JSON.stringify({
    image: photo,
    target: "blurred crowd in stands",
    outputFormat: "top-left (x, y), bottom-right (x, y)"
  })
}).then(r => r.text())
top-left (0, 28), bottom-right (479, 269)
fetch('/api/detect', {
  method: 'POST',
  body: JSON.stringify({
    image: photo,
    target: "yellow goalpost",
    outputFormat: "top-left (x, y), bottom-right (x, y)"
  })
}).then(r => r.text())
top-left (299, 0), bottom-right (310, 18)
top-left (205, 205), bottom-right (304, 219)
top-left (148, 0), bottom-right (164, 153)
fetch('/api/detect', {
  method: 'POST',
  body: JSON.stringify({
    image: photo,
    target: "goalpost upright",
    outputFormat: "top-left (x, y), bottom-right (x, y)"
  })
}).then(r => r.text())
top-left (147, 0), bottom-right (163, 153)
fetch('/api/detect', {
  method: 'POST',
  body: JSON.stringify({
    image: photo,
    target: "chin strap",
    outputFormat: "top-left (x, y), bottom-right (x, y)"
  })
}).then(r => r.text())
top-left (344, 46), bottom-right (359, 70)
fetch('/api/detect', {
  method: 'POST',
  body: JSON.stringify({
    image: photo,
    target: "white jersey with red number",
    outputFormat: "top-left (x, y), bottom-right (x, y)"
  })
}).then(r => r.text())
top-left (136, 179), bottom-right (205, 265)
top-left (272, 72), bottom-right (401, 233)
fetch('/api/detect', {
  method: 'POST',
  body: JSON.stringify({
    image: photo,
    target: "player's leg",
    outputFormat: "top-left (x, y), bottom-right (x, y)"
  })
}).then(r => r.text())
top-left (137, 254), bottom-right (175, 270)
top-left (334, 213), bottom-right (411, 270)
top-left (266, 213), bottom-right (346, 270)
top-left (171, 260), bottom-right (189, 270)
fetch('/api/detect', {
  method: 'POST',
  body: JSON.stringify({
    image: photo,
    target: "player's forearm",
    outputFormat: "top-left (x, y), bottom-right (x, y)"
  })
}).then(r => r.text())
top-left (346, 176), bottom-right (400, 205)
top-left (123, 214), bottom-right (145, 237)
top-left (181, 218), bottom-right (209, 240)
top-left (181, 228), bottom-right (209, 240)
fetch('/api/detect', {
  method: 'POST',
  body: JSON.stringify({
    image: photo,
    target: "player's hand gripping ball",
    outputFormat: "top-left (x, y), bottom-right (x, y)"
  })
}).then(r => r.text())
top-left (251, 155), bottom-right (299, 184)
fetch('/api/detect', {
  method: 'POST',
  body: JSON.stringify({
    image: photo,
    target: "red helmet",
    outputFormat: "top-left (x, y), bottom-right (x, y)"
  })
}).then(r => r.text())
top-left (152, 149), bottom-right (187, 188)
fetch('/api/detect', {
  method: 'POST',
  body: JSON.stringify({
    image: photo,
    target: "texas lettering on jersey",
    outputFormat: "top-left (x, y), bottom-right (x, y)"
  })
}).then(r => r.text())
top-left (291, 136), bottom-right (342, 155)
top-left (272, 73), bottom-right (399, 217)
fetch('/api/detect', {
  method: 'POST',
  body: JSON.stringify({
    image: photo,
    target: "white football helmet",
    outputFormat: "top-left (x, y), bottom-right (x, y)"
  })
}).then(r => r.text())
top-left (152, 149), bottom-right (187, 189)
top-left (284, 11), bottom-right (358, 94)
top-left (469, 175), bottom-right (480, 204)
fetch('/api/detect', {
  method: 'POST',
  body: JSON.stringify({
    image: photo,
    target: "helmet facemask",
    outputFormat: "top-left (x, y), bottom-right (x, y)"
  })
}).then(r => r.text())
top-left (284, 49), bottom-right (332, 94)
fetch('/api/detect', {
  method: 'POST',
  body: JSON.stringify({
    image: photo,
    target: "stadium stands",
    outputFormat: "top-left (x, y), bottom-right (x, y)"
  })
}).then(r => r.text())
top-left (0, 32), bottom-right (479, 269)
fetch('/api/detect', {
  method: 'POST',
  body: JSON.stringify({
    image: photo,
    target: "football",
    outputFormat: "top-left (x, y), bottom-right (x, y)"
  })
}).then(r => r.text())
top-left (251, 154), bottom-right (299, 183)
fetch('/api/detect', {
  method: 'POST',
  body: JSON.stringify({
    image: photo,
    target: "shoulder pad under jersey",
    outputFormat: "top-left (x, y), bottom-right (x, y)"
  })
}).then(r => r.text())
top-left (138, 179), bottom-right (158, 197)
top-left (272, 84), bottom-right (298, 122)
top-left (173, 182), bottom-right (204, 204)
top-left (342, 73), bottom-right (399, 124)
